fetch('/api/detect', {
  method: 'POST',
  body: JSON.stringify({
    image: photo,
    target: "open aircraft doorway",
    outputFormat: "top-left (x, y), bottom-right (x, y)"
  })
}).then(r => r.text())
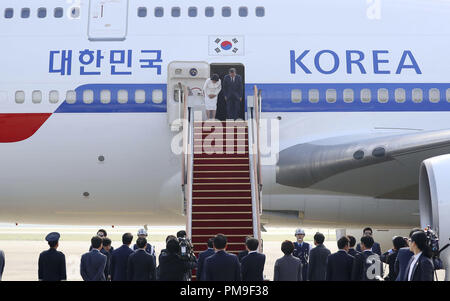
top-left (210, 63), bottom-right (245, 121)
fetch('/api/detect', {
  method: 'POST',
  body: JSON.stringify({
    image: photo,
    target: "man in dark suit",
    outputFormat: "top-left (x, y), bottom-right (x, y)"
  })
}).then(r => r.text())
top-left (222, 68), bottom-right (243, 120)
top-left (38, 232), bottom-right (66, 281)
top-left (356, 227), bottom-right (382, 256)
top-left (197, 238), bottom-right (215, 281)
top-left (0, 249), bottom-right (4, 281)
top-left (395, 228), bottom-right (422, 281)
top-left (111, 232), bottom-right (134, 281)
top-left (101, 237), bottom-right (113, 281)
top-left (237, 236), bottom-right (251, 263)
top-left (80, 236), bottom-right (107, 281)
top-left (158, 238), bottom-right (192, 281)
top-left (127, 237), bottom-right (156, 281)
top-left (347, 235), bottom-right (359, 257)
top-left (326, 236), bottom-right (354, 281)
top-left (204, 234), bottom-right (241, 281)
top-left (352, 235), bottom-right (383, 281)
top-left (241, 237), bottom-right (265, 281)
top-left (308, 232), bottom-right (331, 281)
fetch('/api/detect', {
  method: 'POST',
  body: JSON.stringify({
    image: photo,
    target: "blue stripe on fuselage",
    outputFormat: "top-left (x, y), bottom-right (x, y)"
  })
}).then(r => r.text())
top-left (55, 83), bottom-right (450, 113)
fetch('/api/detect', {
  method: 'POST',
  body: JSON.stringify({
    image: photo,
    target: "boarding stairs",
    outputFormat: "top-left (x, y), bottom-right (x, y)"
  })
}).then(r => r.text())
top-left (181, 86), bottom-right (263, 280)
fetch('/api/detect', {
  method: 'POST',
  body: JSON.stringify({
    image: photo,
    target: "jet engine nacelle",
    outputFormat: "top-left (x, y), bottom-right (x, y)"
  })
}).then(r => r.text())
top-left (419, 155), bottom-right (450, 281)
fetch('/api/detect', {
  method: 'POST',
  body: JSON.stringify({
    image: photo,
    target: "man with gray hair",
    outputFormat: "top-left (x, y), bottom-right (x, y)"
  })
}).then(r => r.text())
top-left (0, 249), bottom-right (5, 281)
top-left (222, 68), bottom-right (243, 120)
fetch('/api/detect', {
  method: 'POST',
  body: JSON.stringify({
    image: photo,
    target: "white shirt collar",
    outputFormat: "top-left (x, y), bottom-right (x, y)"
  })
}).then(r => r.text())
top-left (248, 250), bottom-right (257, 254)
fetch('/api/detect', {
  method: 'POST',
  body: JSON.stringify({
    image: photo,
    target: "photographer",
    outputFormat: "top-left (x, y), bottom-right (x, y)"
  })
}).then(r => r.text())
top-left (176, 230), bottom-right (198, 281)
top-left (158, 238), bottom-right (192, 281)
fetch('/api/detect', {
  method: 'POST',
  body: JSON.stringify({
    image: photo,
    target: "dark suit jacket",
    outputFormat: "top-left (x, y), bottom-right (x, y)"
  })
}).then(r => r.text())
top-left (241, 252), bottom-right (266, 281)
top-left (356, 242), bottom-right (382, 256)
top-left (158, 252), bottom-right (190, 281)
top-left (0, 250), bottom-right (4, 281)
top-left (100, 248), bottom-right (112, 280)
top-left (404, 253), bottom-right (434, 281)
top-left (127, 249), bottom-right (156, 281)
top-left (222, 74), bottom-right (243, 100)
top-left (80, 249), bottom-right (107, 281)
top-left (352, 250), bottom-right (383, 281)
top-left (348, 248), bottom-right (359, 257)
top-left (326, 250), bottom-right (354, 281)
top-left (308, 244), bottom-right (331, 281)
top-left (38, 248), bottom-right (66, 281)
top-left (111, 245), bottom-right (134, 281)
top-left (394, 247), bottom-right (414, 281)
top-left (384, 250), bottom-right (399, 281)
top-left (197, 248), bottom-right (215, 281)
top-left (238, 250), bottom-right (249, 263)
top-left (273, 255), bottom-right (302, 281)
top-left (204, 250), bottom-right (241, 281)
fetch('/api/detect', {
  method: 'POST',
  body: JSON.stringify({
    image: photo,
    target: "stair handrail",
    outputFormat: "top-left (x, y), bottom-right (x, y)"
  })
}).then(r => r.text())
top-left (247, 86), bottom-right (262, 246)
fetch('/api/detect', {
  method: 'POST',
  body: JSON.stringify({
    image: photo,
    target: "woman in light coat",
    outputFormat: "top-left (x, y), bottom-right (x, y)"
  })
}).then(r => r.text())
top-left (202, 74), bottom-right (221, 119)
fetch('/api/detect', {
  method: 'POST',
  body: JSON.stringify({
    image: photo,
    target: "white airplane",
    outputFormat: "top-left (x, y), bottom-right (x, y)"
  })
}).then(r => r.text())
top-left (1, 0), bottom-right (450, 276)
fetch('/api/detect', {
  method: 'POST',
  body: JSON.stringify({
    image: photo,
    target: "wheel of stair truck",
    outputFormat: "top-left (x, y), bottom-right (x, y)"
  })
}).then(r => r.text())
top-left (419, 154), bottom-right (450, 281)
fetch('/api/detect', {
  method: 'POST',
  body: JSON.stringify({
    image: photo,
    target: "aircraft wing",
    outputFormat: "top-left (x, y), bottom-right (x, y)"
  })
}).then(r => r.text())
top-left (276, 129), bottom-right (450, 199)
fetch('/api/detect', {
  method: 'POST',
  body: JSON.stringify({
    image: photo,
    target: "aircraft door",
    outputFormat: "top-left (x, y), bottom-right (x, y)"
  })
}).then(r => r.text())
top-left (167, 62), bottom-right (210, 131)
top-left (88, 0), bottom-right (129, 41)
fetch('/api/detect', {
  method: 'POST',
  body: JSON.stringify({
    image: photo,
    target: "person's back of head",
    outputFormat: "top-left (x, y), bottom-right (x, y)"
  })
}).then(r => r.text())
top-left (207, 238), bottom-right (214, 249)
top-left (410, 231), bottom-right (432, 258)
top-left (166, 238), bottom-right (181, 254)
top-left (122, 232), bottom-right (133, 246)
top-left (393, 236), bottom-right (407, 251)
top-left (91, 236), bottom-right (103, 250)
top-left (409, 228), bottom-right (423, 238)
top-left (166, 235), bottom-right (177, 243)
top-left (347, 235), bottom-right (356, 248)
top-left (136, 237), bottom-right (147, 249)
top-left (314, 232), bottom-right (325, 245)
top-left (281, 240), bottom-right (294, 256)
top-left (360, 235), bottom-right (375, 250)
top-left (213, 234), bottom-right (227, 250)
top-left (246, 238), bottom-right (259, 252)
top-left (176, 230), bottom-right (187, 238)
top-left (48, 240), bottom-right (58, 248)
top-left (337, 236), bottom-right (349, 250)
top-left (102, 237), bottom-right (112, 248)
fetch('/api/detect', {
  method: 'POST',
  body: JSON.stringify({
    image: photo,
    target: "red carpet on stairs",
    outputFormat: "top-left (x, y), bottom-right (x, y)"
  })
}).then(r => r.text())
top-left (191, 121), bottom-right (255, 278)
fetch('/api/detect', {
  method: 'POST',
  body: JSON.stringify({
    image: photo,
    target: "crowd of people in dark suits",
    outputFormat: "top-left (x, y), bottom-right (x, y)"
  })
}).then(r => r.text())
top-left (1, 225), bottom-right (437, 281)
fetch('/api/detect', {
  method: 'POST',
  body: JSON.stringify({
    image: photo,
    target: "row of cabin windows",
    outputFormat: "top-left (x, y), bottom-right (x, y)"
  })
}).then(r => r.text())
top-left (3, 7), bottom-right (69, 19)
top-left (14, 89), bottom-right (164, 104)
top-left (291, 88), bottom-right (450, 104)
top-left (137, 6), bottom-right (265, 18)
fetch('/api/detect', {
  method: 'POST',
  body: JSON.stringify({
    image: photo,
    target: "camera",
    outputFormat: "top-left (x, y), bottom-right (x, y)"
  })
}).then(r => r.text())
top-left (424, 226), bottom-right (440, 258)
top-left (178, 236), bottom-right (195, 261)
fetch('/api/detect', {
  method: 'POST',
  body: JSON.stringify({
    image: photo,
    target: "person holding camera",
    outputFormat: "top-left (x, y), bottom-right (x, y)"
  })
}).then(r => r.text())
top-left (404, 231), bottom-right (435, 281)
top-left (158, 238), bottom-right (192, 281)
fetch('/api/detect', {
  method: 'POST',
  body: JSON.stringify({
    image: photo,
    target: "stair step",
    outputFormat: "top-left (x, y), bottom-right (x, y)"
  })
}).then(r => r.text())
top-left (192, 220), bottom-right (253, 227)
top-left (194, 172), bottom-right (250, 178)
top-left (193, 166), bottom-right (249, 172)
top-left (191, 228), bottom-right (254, 235)
top-left (192, 200), bottom-right (252, 206)
top-left (193, 178), bottom-right (250, 183)
top-left (193, 184), bottom-right (251, 190)
top-left (192, 205), bottom-right (252, 213)
top-left (192, 213), bottom-right (252, 219)
top-left (192, 191), bottom-right (252, 198)
top-left (194, 154), bottom-right (249, 159)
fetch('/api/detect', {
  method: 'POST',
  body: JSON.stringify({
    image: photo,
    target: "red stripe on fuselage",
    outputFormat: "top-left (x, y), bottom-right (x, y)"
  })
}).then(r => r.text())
top-left (0, 113), bottom-right (52, 143)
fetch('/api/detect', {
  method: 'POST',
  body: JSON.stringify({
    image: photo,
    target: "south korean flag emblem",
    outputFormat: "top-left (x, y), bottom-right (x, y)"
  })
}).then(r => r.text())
top-left (209, 36), bottom-right (244, 56)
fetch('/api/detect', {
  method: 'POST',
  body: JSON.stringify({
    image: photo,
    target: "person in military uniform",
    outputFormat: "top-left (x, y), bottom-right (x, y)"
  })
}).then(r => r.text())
top-left (38, 232), bottom-right (67, 281)
top-left (133, 228), bottom-right (156, 257)
top-left (292, 228), bottom-right (311, 281)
